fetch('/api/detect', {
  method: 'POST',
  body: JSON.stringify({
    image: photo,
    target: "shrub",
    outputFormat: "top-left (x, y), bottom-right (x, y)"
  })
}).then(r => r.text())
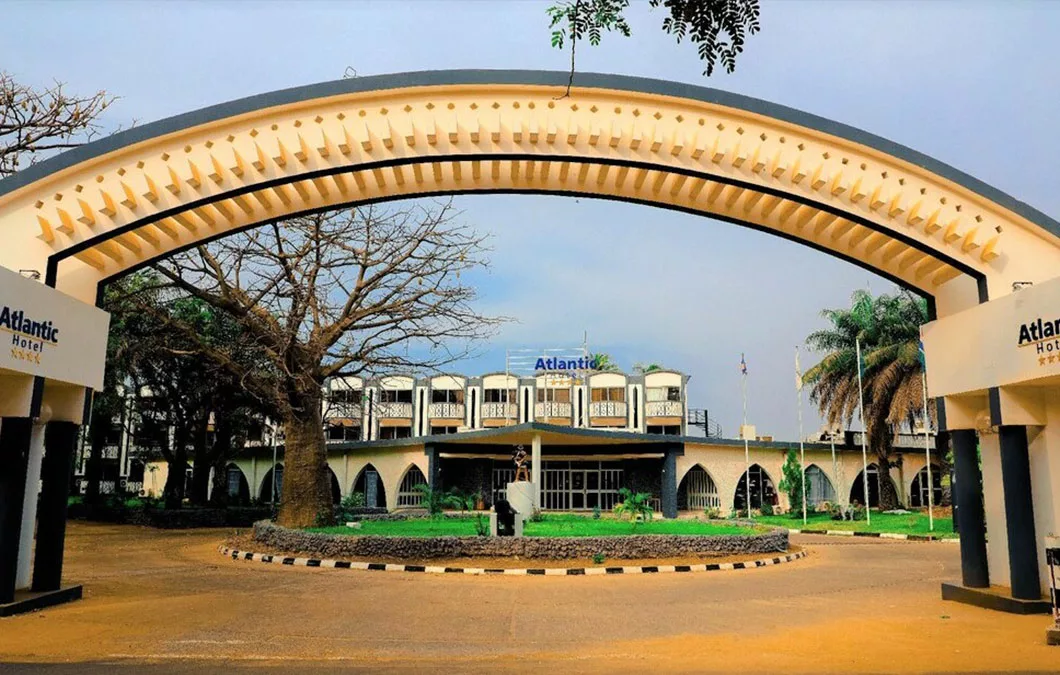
top-left (703, 507), bottom-right (722, 520)
top-left (759, 503), bottom-right (774, 516)
top-left (613, 488), bottom-right (654, 524)
top-left (592, 505), bottom-right (602, 520)
top-left (592, 553), bottom-right (606, 565)
top-left (778, 449), bottom-right (805, 519)
top-left (413, 484), bottom-right (462, 516)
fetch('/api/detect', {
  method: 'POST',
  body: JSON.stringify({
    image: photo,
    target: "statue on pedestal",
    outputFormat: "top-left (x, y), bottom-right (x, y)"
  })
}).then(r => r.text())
top-left (512, 445), bottom-right (530, 482)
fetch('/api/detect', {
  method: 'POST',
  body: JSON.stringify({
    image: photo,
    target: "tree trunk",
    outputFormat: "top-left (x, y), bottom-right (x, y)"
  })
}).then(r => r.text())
top-left (188, 415), bottom-right (211, 506)
top-left (277, 401), bottom-right (332, 528)
top-left (873, 428), bottom-right (901, 511)
top-left (163, 426), bottom-right (189, 510)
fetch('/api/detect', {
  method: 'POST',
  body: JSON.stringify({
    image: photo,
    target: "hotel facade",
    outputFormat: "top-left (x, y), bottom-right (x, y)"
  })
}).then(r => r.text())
top-left (115, 368), bottom-right (944, 519)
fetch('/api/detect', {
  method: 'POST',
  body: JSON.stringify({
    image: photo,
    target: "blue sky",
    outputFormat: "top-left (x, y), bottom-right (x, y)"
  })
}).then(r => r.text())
top-left (3, 0), bottom-right (1058, 439)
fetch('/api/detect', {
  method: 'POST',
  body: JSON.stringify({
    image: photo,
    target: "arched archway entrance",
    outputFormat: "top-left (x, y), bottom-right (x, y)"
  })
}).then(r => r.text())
top-left (3, 69), bottom-right (1060, 610)
top-left (910, 465), bottom-right (943, 508)
top-left (327, 467), bottom-right (342, 505)
top-left (677, 465), bottom-right (719, 511)
top-left (804, 464), bottom-right (836, 507)
top-left (224, 464), bottom-right (250, 505)
top-left (351, 464), bottom-right (387, 509)
top-left (259, 464), bottom-right (284, 503)
top-left (850, 464), bottom-right (900, 509)
top-left (397, 465), bottom-right (428, 508)
top-left (734, 464), bottom-right (777, 512)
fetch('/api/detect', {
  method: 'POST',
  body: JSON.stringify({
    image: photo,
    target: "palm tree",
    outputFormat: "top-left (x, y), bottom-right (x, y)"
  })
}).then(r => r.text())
top-left (803, 289), bottom-right (932, 510)
top-left (590, 352), bottom-right (620, 372)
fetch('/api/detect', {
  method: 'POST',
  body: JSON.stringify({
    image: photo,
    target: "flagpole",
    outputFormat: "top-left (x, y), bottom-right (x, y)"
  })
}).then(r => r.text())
top-left (796, 346), bottom-right (807, 525)
top-left (742, 354), bottom-right (751, 519)
top-left (830, 428), bottom-right (839, 506)
top-left (922, 362), bottom-right (934, 532)
top-left (856, 338), bottom-right (871, 525)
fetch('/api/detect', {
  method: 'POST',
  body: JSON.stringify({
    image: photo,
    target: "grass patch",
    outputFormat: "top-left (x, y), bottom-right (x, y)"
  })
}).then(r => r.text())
top-left (756, 511), bottom-right (956, 538)
top-left (309, 514), bottom-right (761, 538)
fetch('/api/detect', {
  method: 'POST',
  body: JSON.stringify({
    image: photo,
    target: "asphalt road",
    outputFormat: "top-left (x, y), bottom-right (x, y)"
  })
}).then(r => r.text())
top-left (0, 522), bottom-right (1055, 673)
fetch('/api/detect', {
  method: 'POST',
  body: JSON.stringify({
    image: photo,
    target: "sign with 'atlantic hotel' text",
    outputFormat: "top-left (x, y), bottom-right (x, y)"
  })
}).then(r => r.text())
top-left (0, 266), bottom-right (110, 389)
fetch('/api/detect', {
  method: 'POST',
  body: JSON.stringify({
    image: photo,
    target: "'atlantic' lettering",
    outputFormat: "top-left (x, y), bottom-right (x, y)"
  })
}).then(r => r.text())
top-left (534, 356), bottom-right (600, 371)
top-left (0, 305), bottom-right (60, 344)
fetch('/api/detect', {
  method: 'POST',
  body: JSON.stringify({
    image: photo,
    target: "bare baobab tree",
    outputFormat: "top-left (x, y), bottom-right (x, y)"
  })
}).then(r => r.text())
top-left (145, 198), bottom-right (503, 527)
top-left (0, 71), bottom-right (114, 177)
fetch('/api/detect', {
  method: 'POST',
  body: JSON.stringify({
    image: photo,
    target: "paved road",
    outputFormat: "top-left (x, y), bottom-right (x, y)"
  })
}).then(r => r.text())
top-left (0, 523), bottom-right (1055, 673)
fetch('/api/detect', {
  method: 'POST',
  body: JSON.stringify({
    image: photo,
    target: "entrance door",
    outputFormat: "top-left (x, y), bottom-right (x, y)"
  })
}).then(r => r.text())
top-left (365, 469), bottom-right (379, 508)
top-left (571, 471), bottom-right (585, 509)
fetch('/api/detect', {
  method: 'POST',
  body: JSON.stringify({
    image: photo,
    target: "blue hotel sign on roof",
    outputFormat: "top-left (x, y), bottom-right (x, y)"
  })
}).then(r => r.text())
top-left (535, 357), bottom-right (598, 371)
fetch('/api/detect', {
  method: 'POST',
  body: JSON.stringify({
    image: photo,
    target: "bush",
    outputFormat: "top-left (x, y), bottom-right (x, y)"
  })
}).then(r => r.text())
top-left (613, 488), bottom-right (654, 524)
top-left (592, 505), bottom-right (602, 520)
top-left (703, 507), bottom-right (722, 520)
top-left (778, 449), bottom-right (804, 519)
top-left (592, 553), bottom-right (606, 565)
top-left (759, 503), bottom-right (774, 516)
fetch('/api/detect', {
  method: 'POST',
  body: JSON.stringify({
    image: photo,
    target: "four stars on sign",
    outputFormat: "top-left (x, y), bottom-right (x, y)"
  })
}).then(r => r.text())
top-left (10, 347), bottom-right (41, 364)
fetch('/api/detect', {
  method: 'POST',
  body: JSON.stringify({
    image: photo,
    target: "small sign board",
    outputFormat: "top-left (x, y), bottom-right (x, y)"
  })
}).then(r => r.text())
top-left (0, 266), bottom-right (110, 389)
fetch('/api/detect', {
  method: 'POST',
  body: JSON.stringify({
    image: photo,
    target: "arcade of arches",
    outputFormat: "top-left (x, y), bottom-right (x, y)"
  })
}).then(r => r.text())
top-left (1, 71), bottom-right (1060, 612)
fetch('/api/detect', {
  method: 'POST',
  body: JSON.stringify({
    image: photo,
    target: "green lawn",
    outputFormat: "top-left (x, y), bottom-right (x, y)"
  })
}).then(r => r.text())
top-left (309, 514), bottom-right (760, 538)
top-left (756, 511), bottom-right (956, 538)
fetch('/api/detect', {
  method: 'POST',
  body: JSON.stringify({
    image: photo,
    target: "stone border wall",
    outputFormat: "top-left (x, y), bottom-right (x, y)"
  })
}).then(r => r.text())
top-left (252, 521), bottom-right (788, 560)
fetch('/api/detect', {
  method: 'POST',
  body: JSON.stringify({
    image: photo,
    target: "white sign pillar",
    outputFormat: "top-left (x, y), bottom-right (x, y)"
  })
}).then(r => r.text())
top-left (531, 433), bottom-right (542, 510)
top-left (15, 421), bottom-right (47, 589)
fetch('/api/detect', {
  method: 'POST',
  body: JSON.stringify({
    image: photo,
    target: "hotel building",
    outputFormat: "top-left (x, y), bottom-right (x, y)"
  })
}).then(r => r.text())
top-left (103, 368), bottom-right (944, 519)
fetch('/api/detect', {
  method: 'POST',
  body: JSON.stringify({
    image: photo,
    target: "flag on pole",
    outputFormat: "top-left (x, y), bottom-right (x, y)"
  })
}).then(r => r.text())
top-left (795, 348), bottom-right (803, 391)
top-left (740, 353), bottom-right (748, 375)
top-left (918, 340), bottom-right (926, 368)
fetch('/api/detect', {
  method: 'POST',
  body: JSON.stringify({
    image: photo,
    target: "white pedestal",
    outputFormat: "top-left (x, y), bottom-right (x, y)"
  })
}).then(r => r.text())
top-left (506, 481), bottom-right (534, 517)
top-left (489, 511), bottom-right (525, 537)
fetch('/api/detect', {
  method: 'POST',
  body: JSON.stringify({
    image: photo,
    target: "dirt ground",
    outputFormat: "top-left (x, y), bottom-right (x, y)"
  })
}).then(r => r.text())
top-left (0, 522), bottom-right (1057, 673)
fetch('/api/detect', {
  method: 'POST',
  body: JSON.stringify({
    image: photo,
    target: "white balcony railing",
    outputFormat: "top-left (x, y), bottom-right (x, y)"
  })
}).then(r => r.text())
top-left (326, 402), bottom-right (363, 420)
top-left (482, 402), bottom-right (518, 419)
top-left (375, 401), bottom-right (413, 418)
top-left (428, 402), bottom-right (465, 420)
top-left (535, 402), bottom-right (572, 420)
top-left (645, 401), bottom-right (683, 418)
top-left (590, 401), bottom-right (628, 418)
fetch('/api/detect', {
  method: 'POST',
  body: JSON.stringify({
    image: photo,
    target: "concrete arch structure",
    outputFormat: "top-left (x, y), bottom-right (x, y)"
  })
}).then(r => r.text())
top-left (3, 69), bottom-right (1060, 611)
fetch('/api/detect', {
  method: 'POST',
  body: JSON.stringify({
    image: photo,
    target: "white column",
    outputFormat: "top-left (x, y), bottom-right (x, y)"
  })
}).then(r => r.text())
top-left (531, 433), bottom-right (542, 509)
top-left (16, 422), bottom-right (47, 589)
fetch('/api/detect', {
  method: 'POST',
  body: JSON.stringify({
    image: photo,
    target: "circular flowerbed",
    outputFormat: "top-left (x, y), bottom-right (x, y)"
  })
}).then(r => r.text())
top-left (252, 517), bottom-right (789, 560)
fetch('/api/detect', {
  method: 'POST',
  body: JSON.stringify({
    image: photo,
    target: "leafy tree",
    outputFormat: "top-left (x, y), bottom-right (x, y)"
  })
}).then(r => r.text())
top-left (547, 0), bottom-right (762, 93)
top-left (1, 71), bottom-right (114, 177)
top-left (145, 200), bottom-right (501, 528)
top-left (803, 289), bottom-right (932, 511)
top-left (777, 449), bottom-right (804, 519)
top-left (613, 487), bottom-right (654, 523)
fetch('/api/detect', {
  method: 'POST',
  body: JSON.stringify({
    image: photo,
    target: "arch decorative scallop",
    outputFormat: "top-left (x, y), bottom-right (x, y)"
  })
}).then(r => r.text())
top-left (1, 71), bottom-right (1059, 318)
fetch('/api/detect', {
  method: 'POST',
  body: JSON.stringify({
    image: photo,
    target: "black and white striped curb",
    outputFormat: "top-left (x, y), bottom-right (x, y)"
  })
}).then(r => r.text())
top-left (218, 545), bottom-right (806, 576)
top-left (786, 528), bottom-right (959, 542)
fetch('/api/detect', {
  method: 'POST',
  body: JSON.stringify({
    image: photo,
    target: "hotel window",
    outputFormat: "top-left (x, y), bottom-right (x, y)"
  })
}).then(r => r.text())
top-left (537, 388), bottom-right (571, 403)
top-left (328, 389), bottom-right (362, 404)
top-left (647, 425), bottom-right (681, 435)
top-left (483, 388), bottom-right (516, 403)
top-left (431, 389), bottom-right (465, 404)
top-left (379, 389), bottom-right (413, 404)
top-left (327, 425), bottom-right (362, 441)
top-left (432, 426), bottom-right (460, 435)
top-left (646, 387), bottom-right (681, 402)
top-left (590, 387), bottom-right (625, 402)
top-left (379, 426), bottom-right (413, 440)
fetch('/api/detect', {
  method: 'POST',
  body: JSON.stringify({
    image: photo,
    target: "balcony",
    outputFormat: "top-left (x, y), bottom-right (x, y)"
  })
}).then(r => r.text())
top-left (429, 402), bottom-right (465, 420)
top-left (589, 401), bottom-right (627, 418)
top-left (375, 401), bottom-right (413, 418)
top-left (482, 402), bottom-right (518, 419)
top-left (326, 402), bottom-right (363, 420)
top-left (645, 400), bottom-right (683, 418)
top-left (535, 402), bottom-right (572, 420)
